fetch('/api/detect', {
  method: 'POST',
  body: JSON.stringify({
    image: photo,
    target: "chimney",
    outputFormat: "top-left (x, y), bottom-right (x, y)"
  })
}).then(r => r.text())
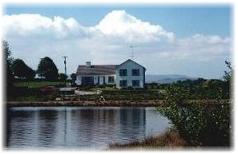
top-left (86, 61), bottom-right (91, 67)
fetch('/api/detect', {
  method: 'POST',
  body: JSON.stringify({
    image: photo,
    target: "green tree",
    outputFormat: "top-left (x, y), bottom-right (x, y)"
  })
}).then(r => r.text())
top-left (58, 73), bottom-right (68, 81)
top-left (223, 60), bottom-right (232, 99)
top-left (223, 60), bottom-right (232, 82)
top-left (12, 59), bottom-right (35, 80)
top-left (3, 40), bottom-right (14, 90)
top-left (70, 73), bottom-right (77, 85)
top-left (37, 57), bottom-right (59, 81)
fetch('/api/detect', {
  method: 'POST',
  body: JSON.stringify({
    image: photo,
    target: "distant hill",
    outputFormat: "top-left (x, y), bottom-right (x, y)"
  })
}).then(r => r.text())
top-left (145, 74), bottom-right (197, 84)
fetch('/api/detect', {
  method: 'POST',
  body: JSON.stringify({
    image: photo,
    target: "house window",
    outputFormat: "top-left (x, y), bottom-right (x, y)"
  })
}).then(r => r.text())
top-left (120, 80), bottom-right (127, 87)
top-left (132, 69), bottom-right (140, 76)
top-left (132, 80), bottom-right (140, 87)
top-left (108, 76), bottom-right (115, 83)
top-left (119, 69), bottom-right (127, 76)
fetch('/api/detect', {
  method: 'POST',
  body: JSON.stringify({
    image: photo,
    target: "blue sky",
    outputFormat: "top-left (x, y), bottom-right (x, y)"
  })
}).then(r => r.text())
top-left (3, 5), bottom-right (232, 79)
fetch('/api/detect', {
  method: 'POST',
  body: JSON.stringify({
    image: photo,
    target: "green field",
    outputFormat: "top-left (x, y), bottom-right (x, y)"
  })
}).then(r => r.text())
top-left (14, 81), bottom-right (67, 88)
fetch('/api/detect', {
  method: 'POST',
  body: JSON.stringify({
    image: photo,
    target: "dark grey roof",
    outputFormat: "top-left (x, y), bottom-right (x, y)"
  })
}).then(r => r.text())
top-left (116, 59), bottom-right (146, 70)
top-left (76, 65), bottom-right (118, 75)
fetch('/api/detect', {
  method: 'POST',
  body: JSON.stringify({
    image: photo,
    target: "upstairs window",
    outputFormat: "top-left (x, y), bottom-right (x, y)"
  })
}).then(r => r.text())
top-left (119, 69), bottom-right (127, 76)
top-left (132, 69), bottom-right (140, 76)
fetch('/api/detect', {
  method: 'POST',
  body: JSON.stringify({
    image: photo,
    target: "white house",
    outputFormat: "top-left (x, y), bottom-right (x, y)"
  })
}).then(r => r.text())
top-left (75, 59), bottom-right (146, 88)
top-left (115, 59), bottom-right (146, 88)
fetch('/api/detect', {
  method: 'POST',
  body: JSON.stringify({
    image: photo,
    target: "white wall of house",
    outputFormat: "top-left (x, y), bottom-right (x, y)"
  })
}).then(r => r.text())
top-left (115, 60), bottom-right (145, 89)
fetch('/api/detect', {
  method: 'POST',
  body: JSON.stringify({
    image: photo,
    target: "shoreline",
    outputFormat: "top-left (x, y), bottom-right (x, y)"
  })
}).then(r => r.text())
top-left (7, 99), bottom-right (229, 107)
top-left (7, 100), bottom-right (165, 107)
top-left (109, 129), bottom-right (187, 149)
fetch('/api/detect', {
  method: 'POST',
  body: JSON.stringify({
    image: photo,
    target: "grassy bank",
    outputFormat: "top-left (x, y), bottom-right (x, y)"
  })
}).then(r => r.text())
top-left (8, 81), bottom-right (67, 101)
top-left (8, 83), bottom-right (164, 102)
top-left (8, 80), bottom-right (230, 104)
top-left (109, 129), bottom-right (187, 149)
top-left (7, 100), bottom-right (165, 107)
top-left (14, 81), bottom-right (67, 88)
top-left (7, 99), bottom-right (229, 107)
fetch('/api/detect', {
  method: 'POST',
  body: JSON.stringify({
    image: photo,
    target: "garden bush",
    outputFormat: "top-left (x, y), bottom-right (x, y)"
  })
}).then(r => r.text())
top-left (158, 85), bottom-right (231, 147)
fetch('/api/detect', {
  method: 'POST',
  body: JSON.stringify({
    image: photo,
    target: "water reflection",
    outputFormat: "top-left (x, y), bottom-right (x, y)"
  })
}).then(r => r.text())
top-left (37, 110), bottom-right (58, 147)
top-left (6, 107), bottom-right (170, 149)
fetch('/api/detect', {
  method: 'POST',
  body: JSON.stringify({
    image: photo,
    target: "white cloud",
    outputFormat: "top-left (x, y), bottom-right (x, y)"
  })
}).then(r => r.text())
top-left (3, 14), bottom-right (87, 39)
top-left (2, 10), bottom-right (231, 78)
top-left (94, 10), bottom-right (175, 43)
top-left (175, 34), bottom-right (230, 59)
top-left (3, 10), bottom-right (175, 43)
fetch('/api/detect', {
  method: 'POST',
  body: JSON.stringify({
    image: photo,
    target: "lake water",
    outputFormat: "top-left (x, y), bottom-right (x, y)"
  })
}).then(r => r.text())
top-left (6, 107), bottom-right (170, 150)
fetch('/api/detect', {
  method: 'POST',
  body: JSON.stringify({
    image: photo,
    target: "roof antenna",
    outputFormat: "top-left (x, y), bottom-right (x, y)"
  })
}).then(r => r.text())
top-left (129, 45), bottom-right (136, 60)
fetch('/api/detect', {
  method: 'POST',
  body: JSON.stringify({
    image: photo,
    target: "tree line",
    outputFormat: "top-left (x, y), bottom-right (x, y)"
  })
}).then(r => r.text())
top-left (4, 40), bottom-right (77, 82)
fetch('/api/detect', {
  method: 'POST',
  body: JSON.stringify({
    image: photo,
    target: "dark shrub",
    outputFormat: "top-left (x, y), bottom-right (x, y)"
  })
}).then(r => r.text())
top-left (158, 85), bottom-right (231, 147)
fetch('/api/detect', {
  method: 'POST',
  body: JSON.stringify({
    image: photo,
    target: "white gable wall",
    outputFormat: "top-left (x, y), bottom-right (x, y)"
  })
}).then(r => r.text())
top-left (116, 60), bottom-right (145, 88)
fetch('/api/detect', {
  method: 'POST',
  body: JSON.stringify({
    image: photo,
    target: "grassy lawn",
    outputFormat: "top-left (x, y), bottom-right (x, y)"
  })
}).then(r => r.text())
top-left (10, 83), bottom-right (164, 101)
top-left (10, 81), bottom-right (163, 101)
top-left (91, 87), bottom-right (117, 91)
top-left (14, 81), bottom-right (67, 88)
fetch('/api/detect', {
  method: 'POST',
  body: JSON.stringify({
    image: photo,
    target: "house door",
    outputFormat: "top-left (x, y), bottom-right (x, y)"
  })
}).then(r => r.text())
top-left (99, 76), bottom-right (105, 85)
top-left (103, 76), bottom-right (105, 84)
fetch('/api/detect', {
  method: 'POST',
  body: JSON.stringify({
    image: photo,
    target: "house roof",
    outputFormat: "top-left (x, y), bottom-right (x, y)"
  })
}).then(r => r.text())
top-left (116, 59), bottom-right (146, 70)
top-left (76, 65), bottom-right (117, 75)
top-left (76, 59), bottom-right (145, 76)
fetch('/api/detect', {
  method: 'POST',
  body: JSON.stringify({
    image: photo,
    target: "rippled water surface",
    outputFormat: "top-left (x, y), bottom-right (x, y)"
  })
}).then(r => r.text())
top-left (6, 107), bottom-right (170, 149)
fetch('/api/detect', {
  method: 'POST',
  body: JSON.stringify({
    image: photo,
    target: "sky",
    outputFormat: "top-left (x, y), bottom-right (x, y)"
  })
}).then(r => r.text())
top-left (3, 4), bottom-right (232, 79)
